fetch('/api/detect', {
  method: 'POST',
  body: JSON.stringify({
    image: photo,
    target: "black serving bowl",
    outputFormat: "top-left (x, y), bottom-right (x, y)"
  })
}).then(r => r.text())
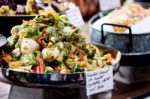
top-left (0, 15), bottom-right (35, 37)
top-left (89, 11), bottom-right (150, 66)
top-left (1, 43), bottom-right (121, 88)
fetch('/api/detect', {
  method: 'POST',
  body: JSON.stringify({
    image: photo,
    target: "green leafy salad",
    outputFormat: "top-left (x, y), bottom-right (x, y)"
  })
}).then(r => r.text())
top-left (1, 10), bottom-right (113, 74)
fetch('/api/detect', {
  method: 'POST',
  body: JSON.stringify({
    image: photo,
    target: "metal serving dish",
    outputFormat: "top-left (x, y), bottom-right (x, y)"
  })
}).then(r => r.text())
top-left (89, 11), bottom-right (150, 66)
top-left (0, 15), bottom-right (34, 37)
top-left (1, 43), bottom-right (121, 88)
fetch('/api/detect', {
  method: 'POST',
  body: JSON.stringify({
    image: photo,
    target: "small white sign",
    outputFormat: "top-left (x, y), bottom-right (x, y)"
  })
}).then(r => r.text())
top-left (99, 0), bottom-right (121, 11)
top-left (85, 66), bottom-right (113, 96)
top-left (65, 7), bottom-right (84, 27)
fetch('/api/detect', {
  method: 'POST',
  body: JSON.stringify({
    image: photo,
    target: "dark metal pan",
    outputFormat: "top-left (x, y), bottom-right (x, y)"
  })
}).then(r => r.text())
top-left (1, 43), bottom-right (121, 88)
top-left (89, 11), bottom-right (150, 66)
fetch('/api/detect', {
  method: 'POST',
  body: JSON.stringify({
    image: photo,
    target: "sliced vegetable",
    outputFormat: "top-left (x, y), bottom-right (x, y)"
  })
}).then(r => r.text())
top-left (78, 51), bottom-right (84, 61)
top-left (79, 61), bottom-right (87, 67)
top-left (21, 38), bottom-right (40, 54)
top-left (36, 52), bottom-right (45, 73)
top-left (2, 53), bottom-right (12, 63)
top-left (9, 61), bottom-right (24, 68)
top-left (69, 52), bottom-right (74, 59)
top-left (11, 48), bottom-right (21, 57)
top-left (21, 53), bottom-right (38, 66)
top-left (32, 65), bottom-right (40, 73)
top-left (106, 54), bottom-right (113, 65)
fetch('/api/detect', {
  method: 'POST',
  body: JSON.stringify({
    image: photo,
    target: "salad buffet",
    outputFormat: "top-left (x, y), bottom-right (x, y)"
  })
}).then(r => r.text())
top-left (1, 11), bottom-right (115, 74)
top-left (1, 1), bottom-right (150, 99)
top-left (0, 10), bottom-right (121, 87)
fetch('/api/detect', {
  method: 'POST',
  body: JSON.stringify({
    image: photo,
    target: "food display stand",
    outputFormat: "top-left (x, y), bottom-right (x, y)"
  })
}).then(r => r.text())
top-left (0, 33), bottom-right (121, 99)
top-left (0, 71), bottom-right (87, 99)
top-left (1, 1), bottom-right (150, 99)
top-left (0, 72), bottom-right (113, 99)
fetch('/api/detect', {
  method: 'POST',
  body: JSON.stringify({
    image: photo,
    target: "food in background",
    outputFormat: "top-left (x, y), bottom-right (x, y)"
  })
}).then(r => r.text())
top-left (0, 5), bottom-right (15, 15)
top-left (0, 0), bottom-right (76, 15)
top-left (1, 11), bottom-right (113, 74)
top-left (108, 3), bottom-right (150, 32)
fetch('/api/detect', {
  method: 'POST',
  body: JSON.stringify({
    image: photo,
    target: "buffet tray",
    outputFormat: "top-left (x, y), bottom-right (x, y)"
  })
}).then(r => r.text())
top-left (1, 43), bottom-right (121, 88)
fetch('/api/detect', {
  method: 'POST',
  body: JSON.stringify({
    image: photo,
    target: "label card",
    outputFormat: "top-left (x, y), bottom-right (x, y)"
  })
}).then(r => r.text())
top-left (85, 66), bottom-right (113, 96)
top-left (65, 7), bottom-right (84, 27)
top-left (99, 0), bottom-right (121, 11)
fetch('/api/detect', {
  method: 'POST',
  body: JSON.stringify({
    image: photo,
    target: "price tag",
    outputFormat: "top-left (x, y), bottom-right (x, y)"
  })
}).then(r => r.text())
top-left (65, 7), bottom-right (84, 27)
top-left (99, 0), bottom-right (121, 11)
top-left (85, 66), bottom-right (113, 96)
